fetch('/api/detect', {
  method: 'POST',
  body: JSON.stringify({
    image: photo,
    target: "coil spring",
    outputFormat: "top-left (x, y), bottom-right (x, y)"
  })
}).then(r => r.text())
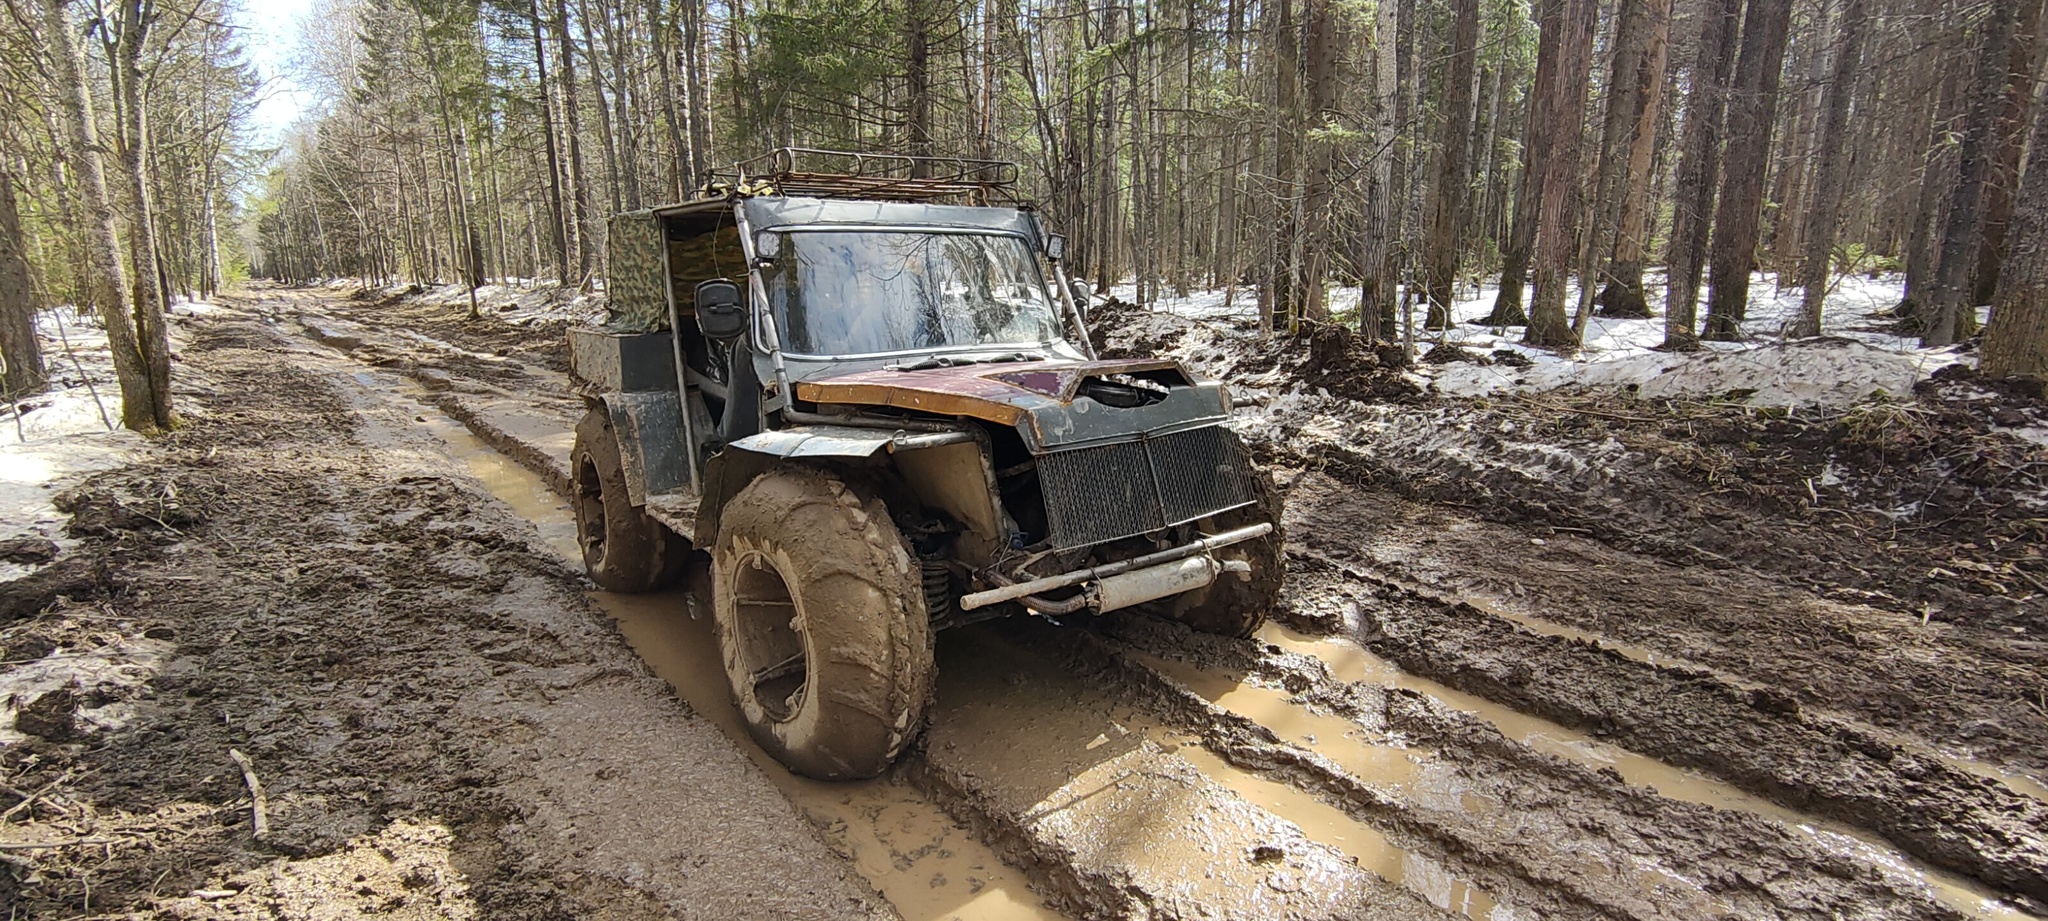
top-left (922, 560), bottom-right (956, 622)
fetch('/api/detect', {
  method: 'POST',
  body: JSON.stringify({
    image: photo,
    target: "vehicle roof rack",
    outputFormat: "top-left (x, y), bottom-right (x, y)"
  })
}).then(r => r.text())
top-left (709, 148), bottom-right (1027, 206)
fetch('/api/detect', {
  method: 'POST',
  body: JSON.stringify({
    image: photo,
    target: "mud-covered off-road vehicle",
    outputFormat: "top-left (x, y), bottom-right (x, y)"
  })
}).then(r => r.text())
top-left (566, 149), bottom-right (1282, 779)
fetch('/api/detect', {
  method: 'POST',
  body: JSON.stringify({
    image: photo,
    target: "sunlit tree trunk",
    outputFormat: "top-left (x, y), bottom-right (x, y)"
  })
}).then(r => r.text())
top-left (1980, 82), bottom-right (2048, 380)
top-left (1662, 0), bottom-right (1742, 350)
top-left (1523, 0), bottom-right (1597, 349)
top-left (1702, 0), bottom-right (1795, 341)
top-left (1791, 0), bottom-right (1868, 338)
top-left (0, 167), bottom-right (45, 399)
top-left (1923, 0), bottom-right (2017, 347)
top-left (40, 0), bottom-right (163, 432)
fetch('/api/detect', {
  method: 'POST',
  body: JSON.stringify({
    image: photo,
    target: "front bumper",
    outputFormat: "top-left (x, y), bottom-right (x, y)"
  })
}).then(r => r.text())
top-left (959, 523), bottom-right (1272, 615)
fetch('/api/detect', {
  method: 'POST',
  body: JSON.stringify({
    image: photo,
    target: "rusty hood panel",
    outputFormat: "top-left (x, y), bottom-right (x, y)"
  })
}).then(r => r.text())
top-left (794, 358), bottom-right (1185, 425)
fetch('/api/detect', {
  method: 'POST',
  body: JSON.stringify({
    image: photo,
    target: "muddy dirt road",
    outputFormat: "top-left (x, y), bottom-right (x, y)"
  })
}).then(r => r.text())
top-left (3, 286), bottom-right (2043, 919)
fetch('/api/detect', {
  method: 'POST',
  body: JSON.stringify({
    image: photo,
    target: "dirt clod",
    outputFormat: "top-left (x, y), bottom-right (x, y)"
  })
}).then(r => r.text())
top-left (15, 687), bottom-right (79, 741)
top-left (0, 538), bottom-right (58, 564)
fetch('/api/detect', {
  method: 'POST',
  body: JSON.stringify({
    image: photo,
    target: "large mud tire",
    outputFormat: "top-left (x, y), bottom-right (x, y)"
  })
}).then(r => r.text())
top-left (1169, 469), bottom-right (1285, 638)
top-left (572, 410), bottom-right (686, 593)
top-left (711, 468), bottom-right (933, 780)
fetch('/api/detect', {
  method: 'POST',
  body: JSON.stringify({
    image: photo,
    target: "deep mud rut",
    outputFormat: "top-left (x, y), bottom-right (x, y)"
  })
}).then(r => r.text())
top-left (3, 286), bottom-right (2042, 919)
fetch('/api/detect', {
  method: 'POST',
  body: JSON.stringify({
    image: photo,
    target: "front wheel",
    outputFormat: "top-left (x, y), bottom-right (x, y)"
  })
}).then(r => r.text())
top-left (711, 468), bottom-right (933, 780)
top-left (1168, 467), bottom-right (1285, 638)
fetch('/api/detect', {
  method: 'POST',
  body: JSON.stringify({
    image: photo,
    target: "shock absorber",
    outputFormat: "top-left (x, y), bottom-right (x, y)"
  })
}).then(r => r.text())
top-left (922, 559), bottom-right (956, 624)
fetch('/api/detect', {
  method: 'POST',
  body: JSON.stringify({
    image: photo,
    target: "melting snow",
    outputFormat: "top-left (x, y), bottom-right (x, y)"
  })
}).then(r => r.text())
top-left (1111, 271), bottom-right (1971, 409)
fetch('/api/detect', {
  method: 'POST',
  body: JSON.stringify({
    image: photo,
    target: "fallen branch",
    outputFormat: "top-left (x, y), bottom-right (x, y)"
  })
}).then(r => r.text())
top-left (0, 837), bottom-right (114, 850)
top-left (227, 749), bottom-right (269, 841)
top-left (1, 767), bottom-right (81, 822)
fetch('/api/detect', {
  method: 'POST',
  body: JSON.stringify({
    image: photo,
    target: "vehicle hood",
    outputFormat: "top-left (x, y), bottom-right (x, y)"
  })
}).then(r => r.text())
top-left (793, 358), bottom-right (1232, 450)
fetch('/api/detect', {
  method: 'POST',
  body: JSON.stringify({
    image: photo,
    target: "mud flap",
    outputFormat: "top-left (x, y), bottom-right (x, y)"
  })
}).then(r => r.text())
top-left (599, 391), bottom-right (693, 506)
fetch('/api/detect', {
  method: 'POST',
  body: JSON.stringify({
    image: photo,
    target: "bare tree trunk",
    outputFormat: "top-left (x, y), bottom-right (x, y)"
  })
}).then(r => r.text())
top-left (529, 0), bottom-right (572, 282)
top-left (0, 167), bottom-right (45, 399)
top-left (1981, 72), bottom-right (2048, 379)
top-left (1487, 0), bottom-right (1562, 328)
top-left (1357, 0), bottom-right (1399, 338)
top-left (906, 0), bottom-right (933, 172)
top-left (684, 0), bottom-right (712, 183)
top-left (1791, 0), bottom-right (1868, 338)
top-left (111, 0), bottom-right (173, 428)
top-left (1384, 0), bottom-right (1418, 325)
top-left (1924, 0), bottom-right (2018, 347)
top-left (1572, 0), bottom-right (1666, 335)
top-left (1523, 0), bottom-right (1597, 349)
top-left (553, 0), bottom-right (597, 283)
top-left (1969, 0), bottom-right (2047, 306)
top-left (1701, 0), bottom-right (1793, 341)
top-left (1422, 0), bottom-right (1480, 329)
top-left (1662, 0), bottom-right (1742, 350)
top-left (40, 0), bottom-right (161, 432)
top-left (1593, 0), bottom-right (1672, 318)
top-left (1298, 0), bottom-right (1340, 322)
top-left (1897, 69), bottom-right (1964, 320)
top-left (1270, 0), bottom-right (1301, 326)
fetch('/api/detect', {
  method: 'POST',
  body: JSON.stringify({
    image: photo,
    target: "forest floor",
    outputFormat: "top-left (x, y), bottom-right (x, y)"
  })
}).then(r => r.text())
top-left (0, 282), bottom-right (2042, 920)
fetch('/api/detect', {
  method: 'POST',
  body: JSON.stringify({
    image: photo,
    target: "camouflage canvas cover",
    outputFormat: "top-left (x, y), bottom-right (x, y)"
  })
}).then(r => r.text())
top-left (606, 210), bottom-right (669, 332)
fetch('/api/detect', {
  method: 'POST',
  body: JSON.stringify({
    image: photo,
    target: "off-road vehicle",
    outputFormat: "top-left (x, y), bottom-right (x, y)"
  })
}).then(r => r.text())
top-left (566, 149), bottom-right (1282, 779)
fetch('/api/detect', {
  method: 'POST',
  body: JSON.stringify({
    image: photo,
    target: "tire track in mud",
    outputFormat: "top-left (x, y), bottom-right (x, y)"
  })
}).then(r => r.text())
top-left (64, 312), bottom-right (899, 919)
top-left (1277, 550), bottom-right (2048, 907)
top-left (1281, 471), bottom-right (2048, 793)
top-left (1007, 614), bottom-right (1977, 921)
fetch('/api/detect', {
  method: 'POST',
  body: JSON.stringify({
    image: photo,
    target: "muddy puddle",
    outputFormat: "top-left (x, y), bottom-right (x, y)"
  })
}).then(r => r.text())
top-left (1434, 584), bottom-right (2048, 808)
top-left (934, 627), bottom-right (1517, 920)
top-left (1255, 622), bottom-right (2043, 921)
top-left (1482, 589), bottom-right (2048, 806)
top-left (394, 387), bottom-right (1065, 921)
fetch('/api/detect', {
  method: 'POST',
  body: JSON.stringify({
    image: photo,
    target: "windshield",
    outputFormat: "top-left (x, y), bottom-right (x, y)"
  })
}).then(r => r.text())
top-left (761, 230), bottom-right (1064, 356)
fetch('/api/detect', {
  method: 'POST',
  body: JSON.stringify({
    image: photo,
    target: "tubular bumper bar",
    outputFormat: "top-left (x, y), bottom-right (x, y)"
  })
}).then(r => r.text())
top-left (959, 523), bottom-right (1274, 612)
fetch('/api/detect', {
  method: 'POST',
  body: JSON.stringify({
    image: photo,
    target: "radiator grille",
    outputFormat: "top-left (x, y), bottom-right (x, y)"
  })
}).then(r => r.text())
top-left (1152, 426), bottom-right (1256, 525)
top-left (1036, 426), bottom-right (1256, 550)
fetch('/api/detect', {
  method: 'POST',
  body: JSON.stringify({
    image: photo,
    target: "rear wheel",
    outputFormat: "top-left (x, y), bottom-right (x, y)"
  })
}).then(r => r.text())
top-left (711, 467), bottom-right (933, 780)
top-left (1168, 469), bottom-right (1284, 638)
top-left (572, 410), bottom-right (685, 592)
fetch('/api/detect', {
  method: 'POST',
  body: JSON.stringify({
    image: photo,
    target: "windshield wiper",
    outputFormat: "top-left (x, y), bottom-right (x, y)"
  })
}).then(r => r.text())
top-left (886, 350), bottom-right (1045, 372)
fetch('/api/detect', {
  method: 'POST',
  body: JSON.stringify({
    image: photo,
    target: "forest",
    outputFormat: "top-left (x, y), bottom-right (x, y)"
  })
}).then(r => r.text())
top-left (5, 0), bottom-right (2048, 439)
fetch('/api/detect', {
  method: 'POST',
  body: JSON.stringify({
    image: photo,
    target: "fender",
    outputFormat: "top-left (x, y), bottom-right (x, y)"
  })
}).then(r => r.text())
top-left (693, 425), bottom-right (994, 552)
top-left (596, 390), bottom-right (693, 507)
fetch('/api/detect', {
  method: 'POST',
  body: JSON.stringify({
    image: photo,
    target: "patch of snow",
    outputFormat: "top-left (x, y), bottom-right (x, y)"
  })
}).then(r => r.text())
top-left (1432, 338), bottom-right (1958, 407)
top-left (2005, 426), bottom-right (2048, 449)
top-left (2, 310), bottom-right (147, 575)
top-left (0, 636), bottom-right (174, 744)
top-left (1108, 271), bottom-right (1973, 409)
top-left (168, 299), bottom-right (229, 317)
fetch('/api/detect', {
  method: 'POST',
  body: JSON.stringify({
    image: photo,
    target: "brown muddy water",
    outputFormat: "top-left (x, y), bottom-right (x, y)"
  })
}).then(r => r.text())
top-left (1392, 577), bottom-right (2048, 808)
top-left (1255, 621), bottom-right (2041, 921)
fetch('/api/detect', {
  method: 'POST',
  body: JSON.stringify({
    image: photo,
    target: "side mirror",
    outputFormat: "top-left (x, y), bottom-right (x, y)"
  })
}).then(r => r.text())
top-left (695, 279), bottom-right (747, 341)
top-left (1069, 280), bottom-right (1091, 322)
top-left (1045, 233), bottom-right (1067, 262)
